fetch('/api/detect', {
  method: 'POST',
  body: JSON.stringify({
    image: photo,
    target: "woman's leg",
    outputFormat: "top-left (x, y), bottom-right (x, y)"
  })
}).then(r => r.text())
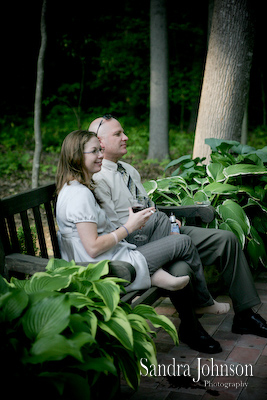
top-left (151, 268), bottom-right (190, 291)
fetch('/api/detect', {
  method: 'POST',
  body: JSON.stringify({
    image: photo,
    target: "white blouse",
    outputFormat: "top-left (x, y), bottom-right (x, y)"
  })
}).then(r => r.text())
top-left (56, 180), bottom-right (151, 291)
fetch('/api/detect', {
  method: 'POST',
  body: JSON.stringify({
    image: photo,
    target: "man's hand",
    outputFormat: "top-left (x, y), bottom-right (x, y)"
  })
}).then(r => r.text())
top-left (125, 206), bottom-right (156, 233)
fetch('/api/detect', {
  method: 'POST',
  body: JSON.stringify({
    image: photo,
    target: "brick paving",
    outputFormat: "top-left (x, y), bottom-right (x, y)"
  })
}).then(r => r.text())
top-left (120, 271), bottom-right (267, 400)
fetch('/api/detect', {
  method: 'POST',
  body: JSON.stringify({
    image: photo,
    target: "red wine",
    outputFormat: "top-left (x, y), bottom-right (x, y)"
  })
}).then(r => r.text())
top-left (132, 205), bottom-right (145, 213)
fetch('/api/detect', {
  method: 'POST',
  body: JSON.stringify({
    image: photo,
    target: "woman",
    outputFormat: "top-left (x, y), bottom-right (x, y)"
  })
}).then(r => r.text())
top-left (56, 130), bottom-right (228, 313)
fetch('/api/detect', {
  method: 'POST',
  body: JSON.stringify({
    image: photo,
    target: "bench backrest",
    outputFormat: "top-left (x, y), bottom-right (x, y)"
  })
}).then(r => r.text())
top-left (0, 183), bottom-right (60, 275)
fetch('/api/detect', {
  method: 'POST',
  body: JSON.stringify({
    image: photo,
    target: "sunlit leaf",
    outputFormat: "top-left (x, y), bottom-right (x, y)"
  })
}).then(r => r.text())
top-left (204, 182), bottom-right (238, 195)
top-left (223, 164), bottom-right (267, 179)
top-left (143, 180), bottom-right (157, 195)
top-left (206, 163), bottom-right (225, 182)
top-left (98, 308), bottom-right (133, 350)
top-left (216, 200), bottom-right (250, 236)
top-left (219, 219), bottom-right (246, 248)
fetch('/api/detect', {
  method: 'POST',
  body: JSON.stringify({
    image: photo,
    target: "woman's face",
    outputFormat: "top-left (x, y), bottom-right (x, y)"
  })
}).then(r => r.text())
top-left (83, 136), bottom-right (104, 177)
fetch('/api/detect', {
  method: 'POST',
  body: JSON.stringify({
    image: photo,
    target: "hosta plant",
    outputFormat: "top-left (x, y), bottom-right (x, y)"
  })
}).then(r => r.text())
top-left (143, 139), bottom-right (267, 271)
top-left (0, 258), bottom-right (178, 399)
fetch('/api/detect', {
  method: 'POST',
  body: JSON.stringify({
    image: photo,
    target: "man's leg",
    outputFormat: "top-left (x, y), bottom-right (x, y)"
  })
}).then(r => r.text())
top-left (127, 211), bottom-right (171, 246)
top-left (181, 226), bottom-right (261, 313)
top-left (161, 260), bottom-right (222, 354)
top-left (137, 234), bottom-right (213, 307)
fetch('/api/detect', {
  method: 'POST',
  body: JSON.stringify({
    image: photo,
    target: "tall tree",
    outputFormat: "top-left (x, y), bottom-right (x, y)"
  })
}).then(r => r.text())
top-left (193, 0), bottom-right (254, 161)
top-left (148, 0), bottom-right (169, 160)
top-left (32, 0), bottom-right (47, 188)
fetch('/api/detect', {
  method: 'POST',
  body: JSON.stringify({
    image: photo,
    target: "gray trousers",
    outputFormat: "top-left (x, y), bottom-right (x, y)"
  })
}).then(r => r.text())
top-left (127, 211), bottom-right (260, 313)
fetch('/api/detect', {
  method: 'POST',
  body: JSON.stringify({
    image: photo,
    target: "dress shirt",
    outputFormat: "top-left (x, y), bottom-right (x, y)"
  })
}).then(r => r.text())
top-left (93, 159), bottom-right (149, 226)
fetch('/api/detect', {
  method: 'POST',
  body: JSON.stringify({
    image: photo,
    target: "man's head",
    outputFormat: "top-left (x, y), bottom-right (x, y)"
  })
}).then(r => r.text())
top-left (89, 115), bottom-right (128, 163)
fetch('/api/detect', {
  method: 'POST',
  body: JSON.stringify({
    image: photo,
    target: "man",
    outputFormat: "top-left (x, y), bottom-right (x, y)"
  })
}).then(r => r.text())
top-left (89, 114), bottom-right (267, 352)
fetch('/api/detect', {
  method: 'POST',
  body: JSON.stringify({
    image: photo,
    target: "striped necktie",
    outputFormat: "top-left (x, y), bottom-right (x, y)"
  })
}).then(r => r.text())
top-left (117, 162), bottom-right (138, 197)
top-left (117, 162), bottom-right (153, 206)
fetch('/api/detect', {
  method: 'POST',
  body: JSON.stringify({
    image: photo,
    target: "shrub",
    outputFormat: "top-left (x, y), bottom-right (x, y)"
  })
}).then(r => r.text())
top-left (144, 139), bottom-right (267, 271)
top-left (0, 259), bottom-right (178, 399)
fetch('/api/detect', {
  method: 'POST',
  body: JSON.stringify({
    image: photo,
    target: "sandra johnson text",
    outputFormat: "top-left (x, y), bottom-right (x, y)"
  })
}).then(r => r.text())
top-left (140, 357), bottom-right (253, 383)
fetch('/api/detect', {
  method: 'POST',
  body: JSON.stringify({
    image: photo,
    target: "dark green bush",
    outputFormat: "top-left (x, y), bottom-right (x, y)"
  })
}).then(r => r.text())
top-left (144, 139), bottom-right (267, 271)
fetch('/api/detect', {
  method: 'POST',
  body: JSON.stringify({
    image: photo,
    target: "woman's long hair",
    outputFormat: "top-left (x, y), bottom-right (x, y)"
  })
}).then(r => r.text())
top-left (56, 130), bottom-right (97, 195)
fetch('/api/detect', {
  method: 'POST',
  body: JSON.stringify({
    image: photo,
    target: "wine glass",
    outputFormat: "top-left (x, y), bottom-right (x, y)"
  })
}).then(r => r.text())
top-left (131, 196), bottom-right (149, 241)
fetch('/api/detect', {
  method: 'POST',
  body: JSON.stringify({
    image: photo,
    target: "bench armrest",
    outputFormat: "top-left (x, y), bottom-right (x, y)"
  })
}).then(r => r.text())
top-left (5, 253), bottom-right (48, 276)
top-left (157, 205), bottom-right (215, 224)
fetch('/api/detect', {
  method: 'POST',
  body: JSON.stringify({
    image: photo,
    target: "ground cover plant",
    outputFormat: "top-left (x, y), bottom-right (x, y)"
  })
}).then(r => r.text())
top-left (0, 258), bottom-right (178, 400)
top-left (144, 139), bottom-right (267, 271)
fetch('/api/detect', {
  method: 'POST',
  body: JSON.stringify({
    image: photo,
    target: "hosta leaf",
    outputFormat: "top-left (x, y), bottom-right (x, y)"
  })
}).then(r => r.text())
top-left (244, 198), bottom-right (267, 214)
top-left (92, 280), bottom-right (120, 317)
top-left (127, 313), bottom-right (152, 334)
top-left (223, 164), bottom-right (267, 179)
top-left (143, 180), bottom-right (157, 195)
top-left (204, 182), bottom-right (238, 195)
top-left (79, 356), bottom-right (117, 375)
top-left (193, 190), bottom-right (209, 203)
top-left (219, 219), bottom-right (246, 248)
top-left (193, 176), bottom-right (209, 186)
top-left (79, 260), bottom-right (110, 282)
top-left (98, 308), bottom-right (133, 350)
top-left (217, 200), bottom-right (250, 236)
top-left (68, 292), bottom-right (96, 309)
top-left (164, 155), bottom-right (191, 171)
top-left (156, 176), bottom-right (188, 191)
top-left (28, 332), bottom-right (93, 363)
top-left (132, 304), bottom-right (178, 345)
top-left (23, 272), bottom-right (71, 294)
top-left (46, 258), bottom-right (77, 272)
top-left (69, 311), bottom-right (98, 338)
top-left (133, 330), bottom-right (157, 371)
top-left (22, 293), bottom-right (70, 340)
top-left (206, 163), bottom-right (225, 182)
top-left (0, 289), bottom-right (28, 322)
top-left (248, 227), bottom-right (267, 268)
top-left (114, 346), bottom-right (140, 390)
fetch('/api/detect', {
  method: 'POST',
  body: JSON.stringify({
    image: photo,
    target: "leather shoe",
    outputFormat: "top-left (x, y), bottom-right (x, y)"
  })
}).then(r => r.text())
top-left (179, 321), bottom-right (222, 354)
top-left (232, 310), bottom-right (267, 338)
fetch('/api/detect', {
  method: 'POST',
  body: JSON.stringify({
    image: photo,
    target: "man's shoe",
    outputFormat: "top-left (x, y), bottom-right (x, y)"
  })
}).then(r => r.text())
top-left (179, 321), bottom-right (222, 354)
top-left (108, 261), bottom-right (136, 286)
top-left (232, 311), bottom-right (267, 338)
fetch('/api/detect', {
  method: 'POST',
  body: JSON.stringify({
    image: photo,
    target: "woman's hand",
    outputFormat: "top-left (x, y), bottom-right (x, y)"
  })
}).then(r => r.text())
top-left (124, 206), bottom-right (156, 234)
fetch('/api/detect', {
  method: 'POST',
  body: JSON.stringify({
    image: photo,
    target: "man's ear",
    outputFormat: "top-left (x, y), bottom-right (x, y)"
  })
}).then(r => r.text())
top-left (98, 136), bottom-right (104, 146)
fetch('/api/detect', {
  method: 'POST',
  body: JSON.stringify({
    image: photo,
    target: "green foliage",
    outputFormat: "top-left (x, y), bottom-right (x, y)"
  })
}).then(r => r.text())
top-left (0, 259), bottom-right (178, 399)
top-left (144, 139), bottom-right (267, 271)
top-left (17, 226), bottom-right (39, 255)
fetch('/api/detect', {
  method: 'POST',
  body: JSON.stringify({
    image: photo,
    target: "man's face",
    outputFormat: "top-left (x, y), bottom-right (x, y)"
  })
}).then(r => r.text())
top-left (98, 119), bottom-right (128, 163)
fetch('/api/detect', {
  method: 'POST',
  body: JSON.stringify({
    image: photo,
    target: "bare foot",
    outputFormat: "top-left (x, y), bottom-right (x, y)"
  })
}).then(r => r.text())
top-left (195, 300), bottom-right (230, 315)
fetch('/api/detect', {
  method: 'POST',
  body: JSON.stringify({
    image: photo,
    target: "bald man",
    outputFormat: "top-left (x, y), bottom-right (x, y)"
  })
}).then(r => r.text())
top-left (89, 114), bottom-right (267, 351)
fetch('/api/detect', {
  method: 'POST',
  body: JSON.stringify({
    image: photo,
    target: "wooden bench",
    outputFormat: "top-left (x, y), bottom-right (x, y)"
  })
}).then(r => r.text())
top-left (0, 183), bottom-right (215, 307)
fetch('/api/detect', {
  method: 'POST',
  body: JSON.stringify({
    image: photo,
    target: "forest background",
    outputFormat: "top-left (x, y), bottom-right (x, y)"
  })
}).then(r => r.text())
top-left (1, 0), bottom-right (267, 198)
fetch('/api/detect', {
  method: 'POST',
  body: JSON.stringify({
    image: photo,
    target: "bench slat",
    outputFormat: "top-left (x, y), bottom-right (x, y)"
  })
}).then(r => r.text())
top-left (20, 210), bottom-right (35, 256)
top-left (33, 205), bottom-right (49, 258)
top-left (44, 201), bottom-right (61, 258)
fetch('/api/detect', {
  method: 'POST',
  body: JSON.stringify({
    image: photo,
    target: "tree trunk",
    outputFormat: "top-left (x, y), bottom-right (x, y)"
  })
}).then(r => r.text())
top-left (148, 0), bottom-right (169, 160)
top-left (193, 0), bottom-right (254, 162)
top-left (241, 96), bottom-right (248, 145)
top-left (32, 0), bottom-right (47, 188)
